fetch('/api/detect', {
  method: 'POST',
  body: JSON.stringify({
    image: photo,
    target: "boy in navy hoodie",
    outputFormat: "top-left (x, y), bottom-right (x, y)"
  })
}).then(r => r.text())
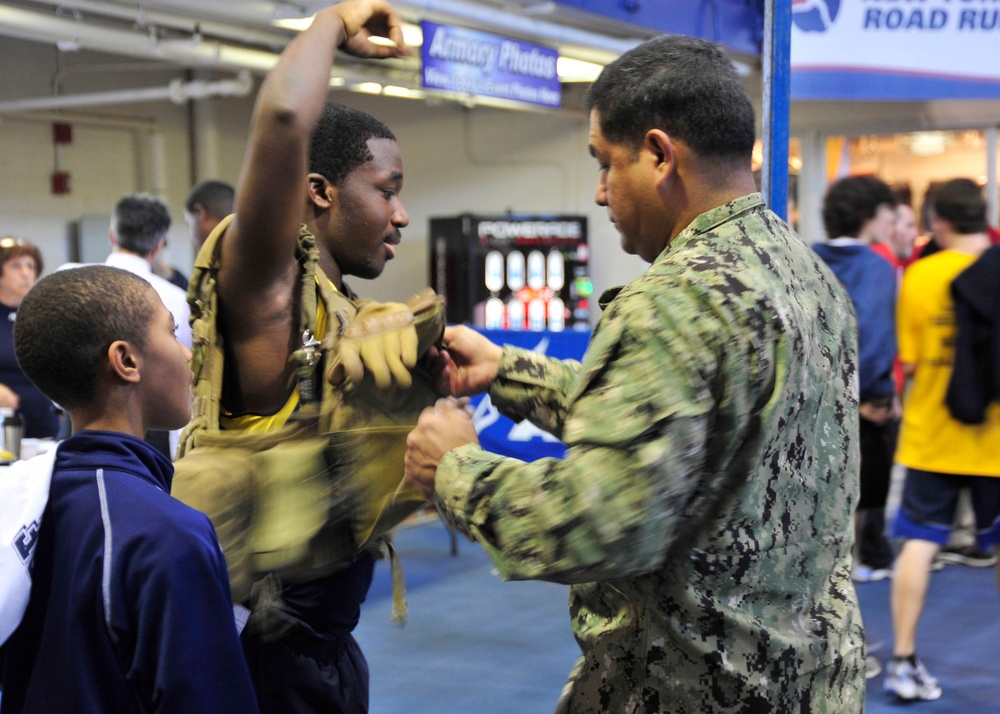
top-left (815, 175), bottom-right (899, 588)
top-left (0, 265), bottom-right (258, 713)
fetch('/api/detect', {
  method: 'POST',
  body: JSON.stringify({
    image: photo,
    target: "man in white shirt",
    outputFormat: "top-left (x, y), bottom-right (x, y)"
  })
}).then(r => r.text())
top-left (105, 193), bottom-right (191, 350)
top-left (105, 192), bottom-right (192, 457)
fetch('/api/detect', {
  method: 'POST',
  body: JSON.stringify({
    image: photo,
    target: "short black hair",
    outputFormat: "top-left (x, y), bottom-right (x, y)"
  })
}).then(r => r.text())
top-left (111, 192), bottom-right (171, 257)
top-left (308, 101), bottom-right (396, 186)
top-left (585, 34), bottom-right (756, 162)
top-left (822, 175), bottom-right (897, 239)
top-left (14, 266), bottom-right (156, 408)
top-left (184, 179), bottom-right (235, 218)
top-left (931, 178), bottom-right (987, 235)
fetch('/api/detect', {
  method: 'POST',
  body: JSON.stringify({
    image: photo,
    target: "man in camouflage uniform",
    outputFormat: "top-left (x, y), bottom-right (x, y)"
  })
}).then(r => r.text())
top-left (405, 34), bottom-right (866, 712)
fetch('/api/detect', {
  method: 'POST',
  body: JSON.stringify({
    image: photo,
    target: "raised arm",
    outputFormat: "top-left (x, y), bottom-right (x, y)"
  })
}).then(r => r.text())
top-left (223, 0), bottom-right (405, 291)
top-left (215, 1), bottom-right (406, 409)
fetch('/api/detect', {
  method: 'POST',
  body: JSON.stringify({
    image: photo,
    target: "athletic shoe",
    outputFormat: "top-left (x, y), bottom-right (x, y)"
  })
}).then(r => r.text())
top-left (851, 564), bottom-right (892, 583)
top-left (934, 545), bottom-right (997, 568)
top-left (884, 657), bottom-right (942, 701)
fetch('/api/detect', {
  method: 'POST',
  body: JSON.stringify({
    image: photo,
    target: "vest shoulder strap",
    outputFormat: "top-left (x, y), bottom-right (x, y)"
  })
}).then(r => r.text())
top-left (178, 218), bottom-right (354, 456)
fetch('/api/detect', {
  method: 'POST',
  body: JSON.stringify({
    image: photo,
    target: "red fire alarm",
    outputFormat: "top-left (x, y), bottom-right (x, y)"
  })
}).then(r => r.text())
top-left (51, 171), bottom-right (71, 195)
top-left (52, 122), bottom-right (73, 144)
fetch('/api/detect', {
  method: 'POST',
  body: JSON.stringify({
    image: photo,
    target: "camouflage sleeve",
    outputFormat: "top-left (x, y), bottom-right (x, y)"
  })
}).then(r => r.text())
top-left (487, 346), bottom-right (582, 438)
top-left (435, 283), bottom-right (730, 584)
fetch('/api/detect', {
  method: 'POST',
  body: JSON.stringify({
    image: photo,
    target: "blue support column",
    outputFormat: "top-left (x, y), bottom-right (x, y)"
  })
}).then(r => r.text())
top-left (760, 0), bottom-right (790, 221)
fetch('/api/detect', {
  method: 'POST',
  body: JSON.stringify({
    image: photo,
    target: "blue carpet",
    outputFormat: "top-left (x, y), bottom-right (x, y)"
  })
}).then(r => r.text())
top-left (356, 518), bottom-right (579, 714)
top-left (358, 520), bottom-right (1000, 713)
top-left (858, 564), bottom-right (999, 713)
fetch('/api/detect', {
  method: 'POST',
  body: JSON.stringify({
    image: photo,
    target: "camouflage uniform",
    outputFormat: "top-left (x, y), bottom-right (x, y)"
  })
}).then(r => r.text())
top-left (435, 194), bottom-right (866, 713)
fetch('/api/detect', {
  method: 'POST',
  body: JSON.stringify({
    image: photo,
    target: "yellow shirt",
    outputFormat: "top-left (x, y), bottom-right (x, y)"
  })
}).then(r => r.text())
top-left (220, 280), bottom-right (334, 433)
top-left (896, 250), bottom-right (1000, 476)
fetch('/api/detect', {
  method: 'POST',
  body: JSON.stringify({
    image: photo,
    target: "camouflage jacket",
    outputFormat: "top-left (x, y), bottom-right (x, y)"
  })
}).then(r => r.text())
top-left (435, 194), bottom-right (865, 713)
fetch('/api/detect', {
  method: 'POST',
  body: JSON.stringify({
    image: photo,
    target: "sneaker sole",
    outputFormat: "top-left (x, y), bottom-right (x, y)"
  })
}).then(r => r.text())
top-left (884, 680), bottom-right (942, 702)
top-left (934, 554), bottom-right (997, 568)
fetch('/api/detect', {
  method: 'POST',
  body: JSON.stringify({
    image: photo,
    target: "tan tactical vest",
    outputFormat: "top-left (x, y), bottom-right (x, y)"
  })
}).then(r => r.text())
top-left (171, 217), bottom-right (442, 623)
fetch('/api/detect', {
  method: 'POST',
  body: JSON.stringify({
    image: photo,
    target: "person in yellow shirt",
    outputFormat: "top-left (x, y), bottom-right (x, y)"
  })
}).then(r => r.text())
top-left (886, 178), bottom-right (1000, 702)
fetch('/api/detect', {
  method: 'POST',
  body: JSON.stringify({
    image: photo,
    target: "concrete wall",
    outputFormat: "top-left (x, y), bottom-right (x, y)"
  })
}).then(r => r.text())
top-left (5, 36), bottom-right (1000, 308)
top-left (0, 38), bottom-right (646, 316)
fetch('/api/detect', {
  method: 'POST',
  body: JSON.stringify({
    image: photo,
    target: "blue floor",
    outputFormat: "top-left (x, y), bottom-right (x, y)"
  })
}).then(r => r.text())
top-left (859, 565), bottom-right (999, 713)
top-left (356, 518), bottom-right (579, 713)
top-left (357, 519), bottom-right (1000, 713)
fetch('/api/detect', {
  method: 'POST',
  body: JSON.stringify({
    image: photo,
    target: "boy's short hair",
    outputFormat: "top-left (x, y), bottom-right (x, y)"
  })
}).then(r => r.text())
top-left (14, 266), bottom-right (156, 408)
top-left (184, 179), bottom-right (235, 218)
top-left (822, 175), bottom-right (897, 239)
top-left (309, 101), bottom-right (396, 187)
top-left (931, 178), bottom-right (987, 235)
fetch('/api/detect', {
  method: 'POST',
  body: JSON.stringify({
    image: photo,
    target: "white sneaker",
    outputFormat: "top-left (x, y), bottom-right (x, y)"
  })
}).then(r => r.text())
top-left (884, 657), bottom-right (942, 701)
top-left (851, 564), bottom-right (892, 583)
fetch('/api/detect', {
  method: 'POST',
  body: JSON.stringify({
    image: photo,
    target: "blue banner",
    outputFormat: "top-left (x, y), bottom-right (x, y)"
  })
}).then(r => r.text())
top-left (469, 329), bottom-right (591, 462)
top-left (421, 21), bottom-right (561, 108)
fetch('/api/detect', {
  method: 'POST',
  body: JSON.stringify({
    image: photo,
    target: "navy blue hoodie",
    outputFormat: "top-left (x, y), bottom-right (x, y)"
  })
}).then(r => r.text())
top-left (813, 241), bottom-right (897, 402)
top-left (0, 431), bottom-right (259, 713)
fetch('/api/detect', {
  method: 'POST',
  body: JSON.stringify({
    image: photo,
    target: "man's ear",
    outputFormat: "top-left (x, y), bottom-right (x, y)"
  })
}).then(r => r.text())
top-left (307, 173), bottom-right (336, 210)
top-left (108, 340), bottom-right (142, 384)
top-left (645, 130), bottom-right (677, 188)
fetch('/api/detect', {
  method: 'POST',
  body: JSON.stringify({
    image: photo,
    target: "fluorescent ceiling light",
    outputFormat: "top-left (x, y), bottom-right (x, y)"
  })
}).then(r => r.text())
top-left (910, 132), bottom-right (947, 156)
top-left (383, 85), bottom-right (421, 98)
top-left (352, 82), bottom-right (383, 94)
top-left (272, 15), bottom-right (312, 31)
top-left (556, 56), bottom-right (603, 82)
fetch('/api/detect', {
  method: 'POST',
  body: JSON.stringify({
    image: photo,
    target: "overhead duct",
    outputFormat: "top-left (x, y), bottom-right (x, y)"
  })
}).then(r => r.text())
top-left (0, 4), bottom-right (397, 84)
top-left (22, 0), bottom-right (292, 50)
top-left (0, 72), bottom-right (254, 113)
top-left (0, 4), bottom-right (278, 71)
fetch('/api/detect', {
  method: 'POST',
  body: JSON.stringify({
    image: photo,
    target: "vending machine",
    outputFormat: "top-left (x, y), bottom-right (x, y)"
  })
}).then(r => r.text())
top-left (429, 214), bottom-right (593, 331)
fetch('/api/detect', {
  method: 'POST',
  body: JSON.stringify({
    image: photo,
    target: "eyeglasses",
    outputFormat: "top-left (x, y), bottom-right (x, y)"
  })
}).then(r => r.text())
top-left (0, 237), bottom-right (29, 249)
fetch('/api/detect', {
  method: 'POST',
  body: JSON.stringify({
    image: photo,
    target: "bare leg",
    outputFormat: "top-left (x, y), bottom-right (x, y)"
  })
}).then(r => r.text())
top-left (890, 538), bottom-right (940, 656)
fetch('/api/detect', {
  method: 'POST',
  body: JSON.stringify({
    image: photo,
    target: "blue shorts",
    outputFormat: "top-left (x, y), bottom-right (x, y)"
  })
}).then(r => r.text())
top-left (892, 468), bottom-right (1000, 549)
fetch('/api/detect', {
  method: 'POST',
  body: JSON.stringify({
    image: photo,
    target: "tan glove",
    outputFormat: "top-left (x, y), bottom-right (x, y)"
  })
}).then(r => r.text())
top-left (406, 288), bottom-right (446, 356)
top-left (328, 300), bottom-right (418, 389)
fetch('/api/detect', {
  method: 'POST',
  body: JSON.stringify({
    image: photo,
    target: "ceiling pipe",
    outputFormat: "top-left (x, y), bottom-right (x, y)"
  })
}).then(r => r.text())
top-left (0, 5), bottom-right (278, 70)
top-left (0, 72), bottom-right (253, 113)
top-left (0, 5), bottom-right (392, 85)
top-left (24, 0), bottom-right (293, 50)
